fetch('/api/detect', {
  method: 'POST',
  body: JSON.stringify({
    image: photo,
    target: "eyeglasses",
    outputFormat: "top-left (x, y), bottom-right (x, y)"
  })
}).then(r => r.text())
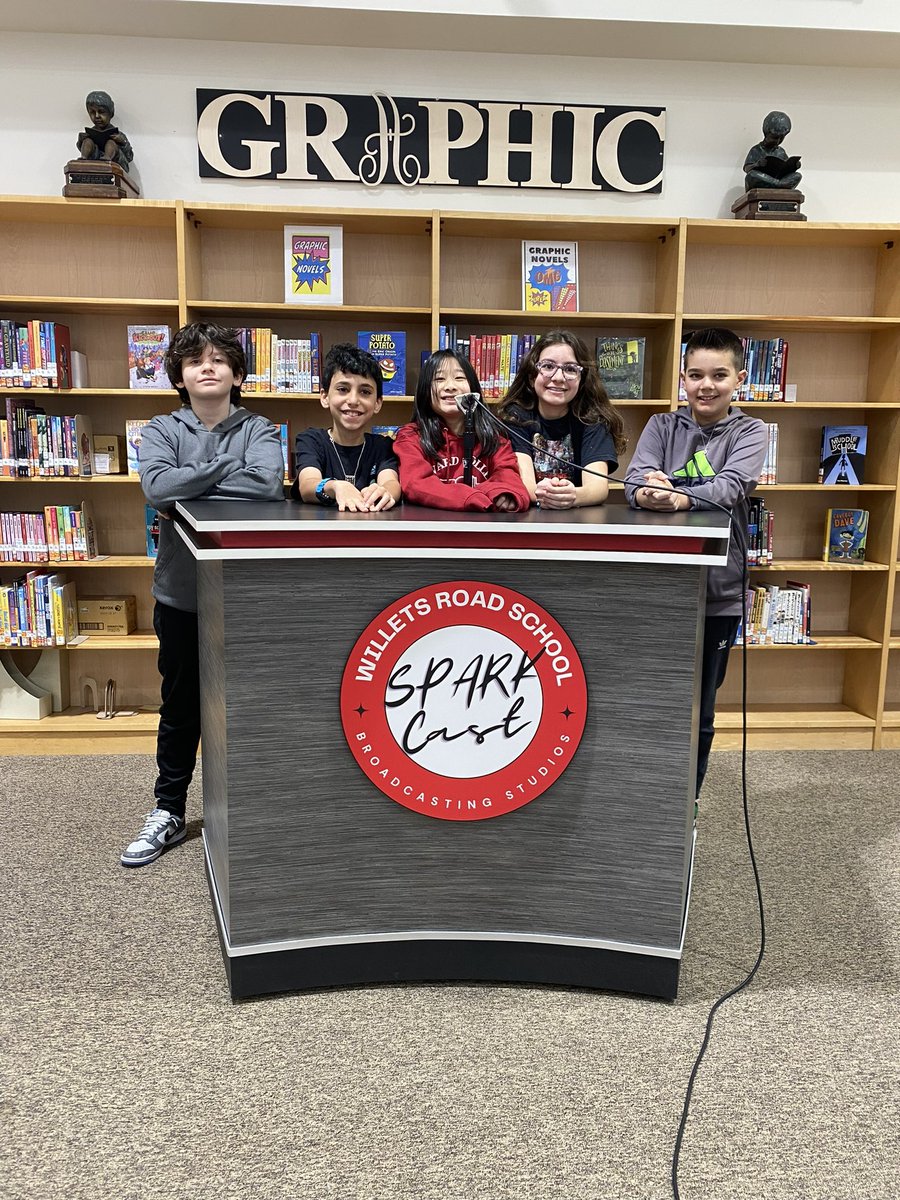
top-left (536, 360), bottom-right (584, 379)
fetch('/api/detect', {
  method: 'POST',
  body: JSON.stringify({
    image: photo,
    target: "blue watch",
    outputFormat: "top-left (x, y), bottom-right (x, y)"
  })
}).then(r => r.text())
top-left (316, 477), bottom-right (336, 505)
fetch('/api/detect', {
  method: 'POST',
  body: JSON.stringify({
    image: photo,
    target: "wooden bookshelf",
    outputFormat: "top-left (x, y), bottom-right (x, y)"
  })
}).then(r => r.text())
top-left (1, 198), bottom-right (898, 753)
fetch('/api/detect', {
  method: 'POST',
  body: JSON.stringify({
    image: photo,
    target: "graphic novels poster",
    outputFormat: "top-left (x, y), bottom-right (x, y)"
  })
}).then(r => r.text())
top-left (357, 331), bottom-right (406, 396)
top-left (284, 225), bottom-right (343, 305)
top-left (818, 425), bottom-right (867, 485)
top-left (522, 241), bottom-right (578, 313)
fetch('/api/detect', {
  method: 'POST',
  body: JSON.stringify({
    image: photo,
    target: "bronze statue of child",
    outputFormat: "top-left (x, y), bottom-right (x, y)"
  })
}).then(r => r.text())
top-left (743, 111), bottom-right (802, 191)
top-left (77, 91), bottom-right (134, 173)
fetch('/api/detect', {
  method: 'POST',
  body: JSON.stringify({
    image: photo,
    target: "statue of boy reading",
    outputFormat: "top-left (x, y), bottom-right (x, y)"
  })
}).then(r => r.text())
top-left (77, 91), bottom-right (134, 173)
top-left (743, 111), bottom-right (802, 191)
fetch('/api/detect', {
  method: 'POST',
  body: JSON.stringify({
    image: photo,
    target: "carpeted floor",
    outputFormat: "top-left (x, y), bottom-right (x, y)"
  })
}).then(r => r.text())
top-left (2, 751), bottom-right (898, 1200)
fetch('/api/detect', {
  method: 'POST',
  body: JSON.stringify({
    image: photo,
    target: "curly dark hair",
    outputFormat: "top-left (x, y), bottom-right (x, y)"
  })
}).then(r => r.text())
top-left (322, 342), bottom-right (383, 398)
top-left (164, 323), bottom-right (246, 404)
top-left (496, 330), bottom-right (627, 457)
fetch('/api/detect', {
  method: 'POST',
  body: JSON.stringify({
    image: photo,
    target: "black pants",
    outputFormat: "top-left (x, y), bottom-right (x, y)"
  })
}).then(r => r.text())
top-left (696, 614), bottom-right (740, 798)
top-left (152, 601), bottom-right (200, 819)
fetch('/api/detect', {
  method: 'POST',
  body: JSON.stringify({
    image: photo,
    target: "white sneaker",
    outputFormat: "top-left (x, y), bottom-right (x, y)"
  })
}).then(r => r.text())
top-left (120, 808), bottom-right (187, 867)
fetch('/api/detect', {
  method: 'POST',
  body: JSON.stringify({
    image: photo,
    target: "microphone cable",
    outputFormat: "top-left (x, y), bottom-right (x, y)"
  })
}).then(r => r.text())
top-left (469, 391), bottom-right (768, 1200)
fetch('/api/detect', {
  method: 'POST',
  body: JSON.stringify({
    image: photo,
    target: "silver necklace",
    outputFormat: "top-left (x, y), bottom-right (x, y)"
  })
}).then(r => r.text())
top-left (328, 431), bottom-right (365, 484)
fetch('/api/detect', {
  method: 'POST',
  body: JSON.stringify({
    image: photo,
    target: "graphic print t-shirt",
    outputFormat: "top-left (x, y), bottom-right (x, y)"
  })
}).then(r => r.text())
top-left (508, 408), bottom-right (617, 486)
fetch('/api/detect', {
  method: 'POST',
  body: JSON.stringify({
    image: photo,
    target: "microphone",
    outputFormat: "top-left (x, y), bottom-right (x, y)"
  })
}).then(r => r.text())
top-left (454, 392), bottom-right (481, 414)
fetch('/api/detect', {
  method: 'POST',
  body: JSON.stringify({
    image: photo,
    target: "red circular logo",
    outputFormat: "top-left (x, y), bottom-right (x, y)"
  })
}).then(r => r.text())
top-left (340, 581), bottom-right (587, 820)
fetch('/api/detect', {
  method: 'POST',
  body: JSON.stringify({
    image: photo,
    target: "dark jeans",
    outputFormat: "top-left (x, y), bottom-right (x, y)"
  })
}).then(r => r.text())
top-left (153, 601), bottom-right (200, 819)
top-left (696, 614), bottom-right (740, 798)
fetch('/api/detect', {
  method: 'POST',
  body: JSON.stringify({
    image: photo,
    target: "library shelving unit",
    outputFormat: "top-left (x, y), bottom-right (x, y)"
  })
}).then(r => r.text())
top-left (1, 197), bottom-right (898, 752)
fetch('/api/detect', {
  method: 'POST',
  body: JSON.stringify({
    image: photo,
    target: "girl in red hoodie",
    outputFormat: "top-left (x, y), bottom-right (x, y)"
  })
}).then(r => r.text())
top-left (393, 350), bottom-right (531, 511)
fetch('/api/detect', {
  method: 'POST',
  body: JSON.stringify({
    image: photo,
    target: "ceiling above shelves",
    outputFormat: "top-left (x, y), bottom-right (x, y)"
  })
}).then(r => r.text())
top-left (2, 0), bottom-right (899, 68)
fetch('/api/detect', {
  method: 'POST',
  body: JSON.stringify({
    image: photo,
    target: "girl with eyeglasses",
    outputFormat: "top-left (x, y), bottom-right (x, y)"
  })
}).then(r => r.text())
top-left (497, 330), bottom-right (627, 509)
top-left (393, 349), bottom-right (531, 512)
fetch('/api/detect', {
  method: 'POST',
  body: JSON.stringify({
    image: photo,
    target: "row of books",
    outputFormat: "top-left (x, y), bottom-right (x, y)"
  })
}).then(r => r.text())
top-left (738, 582), bottom-right (813, 645)
top-left (747, 497), bottom-right (774, 565)
top-left (437, 329), bottom-right (649, 400)
top-left (678, 336), bottom-right (790, 403)
top-left (0, 321), bottom-right (73, 389)
top-left (438, 329), bottom-right (538, 399)
top-left (2, 401), bottom-right (94, 477)
top-left (1, 504), bottom-right (97, 563)
top-left (1, 572), bottom-right (78, 647)
top-left (128, 326), bottom-right (408, 396)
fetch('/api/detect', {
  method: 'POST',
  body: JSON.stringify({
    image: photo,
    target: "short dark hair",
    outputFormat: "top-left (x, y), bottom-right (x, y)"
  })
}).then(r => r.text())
top-left (322, 343), bottom-right (383, 398)
top-left (683, 327), bottom-right (744, 374)
top-left (86, 90), bottom-right (115, 116)
top-left (165, 323), bottom-right (246, 404)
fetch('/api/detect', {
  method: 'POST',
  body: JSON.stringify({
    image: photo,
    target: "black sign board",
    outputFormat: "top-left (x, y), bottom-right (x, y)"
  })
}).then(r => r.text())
top-left (197, 90), bottom-right (665, 193)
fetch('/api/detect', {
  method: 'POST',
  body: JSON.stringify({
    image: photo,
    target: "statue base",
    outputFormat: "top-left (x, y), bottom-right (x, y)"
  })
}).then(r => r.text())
top-left (63, 159), bottom-right (141, 200)
top-left (732, 189), bottom-right (806, 221)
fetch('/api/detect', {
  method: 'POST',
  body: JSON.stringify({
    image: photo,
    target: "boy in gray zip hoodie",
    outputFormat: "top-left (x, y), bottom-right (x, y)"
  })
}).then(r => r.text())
top-left (624, 327), bottom-right (767, 798)
top-left (121, 323), bottom-right (285, 866)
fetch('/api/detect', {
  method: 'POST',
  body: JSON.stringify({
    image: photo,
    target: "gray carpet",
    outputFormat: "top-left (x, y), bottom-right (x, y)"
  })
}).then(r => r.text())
top-left (2, 751), bottom-right (898, 1200)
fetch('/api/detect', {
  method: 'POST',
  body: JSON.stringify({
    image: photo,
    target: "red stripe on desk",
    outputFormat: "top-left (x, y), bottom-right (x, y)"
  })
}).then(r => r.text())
top-left (205, 531), bottom-right (710, 555)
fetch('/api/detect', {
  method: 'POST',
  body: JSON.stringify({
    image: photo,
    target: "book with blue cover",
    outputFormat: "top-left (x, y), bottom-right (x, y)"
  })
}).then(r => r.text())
top-left (357, 331), bottom-right (406, 396)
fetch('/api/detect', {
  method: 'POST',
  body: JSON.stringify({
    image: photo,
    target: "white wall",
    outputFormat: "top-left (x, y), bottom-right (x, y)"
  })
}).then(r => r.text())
top-left (2, 31), bottom-right (899, 221)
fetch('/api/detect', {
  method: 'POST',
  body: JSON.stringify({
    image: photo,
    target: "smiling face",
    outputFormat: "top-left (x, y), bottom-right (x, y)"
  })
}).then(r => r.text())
top-left (532, 342), bottom-right (582, 419)
top-left (681, 347), bottom-right (746, 427)
top-left (179, 343), bottom-right (242, 408)
top-left (322, 371), bottom-right (382, 444)
top-left (430, 357), bottom-right (472, 434)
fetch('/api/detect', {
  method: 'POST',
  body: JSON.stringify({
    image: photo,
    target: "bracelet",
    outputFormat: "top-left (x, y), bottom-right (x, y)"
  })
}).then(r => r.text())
top-left (315, 477), bottom-right (337, 506)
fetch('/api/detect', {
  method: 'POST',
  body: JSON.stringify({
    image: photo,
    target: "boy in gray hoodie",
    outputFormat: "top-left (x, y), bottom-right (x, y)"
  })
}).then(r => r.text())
top-left (624, 327), bottom-right (767, 798)
top-left (121, 323), bottom-right (285, 866)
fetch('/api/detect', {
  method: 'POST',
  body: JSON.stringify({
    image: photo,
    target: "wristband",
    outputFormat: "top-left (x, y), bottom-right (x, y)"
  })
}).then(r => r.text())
top-left (316, 478), bottom-right (337, 506)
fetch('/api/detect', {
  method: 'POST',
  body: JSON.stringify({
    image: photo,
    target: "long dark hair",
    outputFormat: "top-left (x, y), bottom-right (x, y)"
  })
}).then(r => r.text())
top-left (497, 330), bottom-right (627, 457)
top-left (412, 350), bottom-right (500, 460)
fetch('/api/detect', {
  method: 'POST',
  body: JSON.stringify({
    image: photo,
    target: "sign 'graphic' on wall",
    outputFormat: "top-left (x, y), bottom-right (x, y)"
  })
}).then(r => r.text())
top-left (196, 90), bottom-right (665, 192)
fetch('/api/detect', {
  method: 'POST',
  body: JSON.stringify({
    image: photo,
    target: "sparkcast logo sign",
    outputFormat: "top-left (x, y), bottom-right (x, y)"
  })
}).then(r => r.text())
top-left (341, 582), bottom-right (587, 821)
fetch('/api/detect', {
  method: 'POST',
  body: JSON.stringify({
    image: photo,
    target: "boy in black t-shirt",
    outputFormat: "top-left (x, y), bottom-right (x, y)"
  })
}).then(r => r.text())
top-left (292, 343), bottom-right (401, 512)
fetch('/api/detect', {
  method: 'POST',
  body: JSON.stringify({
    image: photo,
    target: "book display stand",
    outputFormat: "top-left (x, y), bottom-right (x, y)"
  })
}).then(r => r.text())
top-left (175, 499), bottom-right (730, 1001)
top-left (731, 189), bottom-right (806, 221)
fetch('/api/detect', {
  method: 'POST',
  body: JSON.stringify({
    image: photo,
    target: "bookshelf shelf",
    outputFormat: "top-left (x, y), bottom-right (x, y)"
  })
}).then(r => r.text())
top-left (68, 631), bottom-right (157, 650)
top-left (0, 556), bottom-right (155, 568)
top-left (751, 560), bottom-right (889, 572)
top-left (2, 200), bottom-right (898, 752)
top-left (439, 309), bottom-right (675, 327)
top-left (188, 300), bottom-right (431, 320)
top-left (735, 634), bottom-right (881, 650)
top-left (0, 477), bottom-right (140, 485)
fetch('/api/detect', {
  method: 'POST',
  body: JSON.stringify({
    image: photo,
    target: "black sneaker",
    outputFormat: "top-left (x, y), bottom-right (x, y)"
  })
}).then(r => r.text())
top-left (120, 808), bottom-right (187, 867)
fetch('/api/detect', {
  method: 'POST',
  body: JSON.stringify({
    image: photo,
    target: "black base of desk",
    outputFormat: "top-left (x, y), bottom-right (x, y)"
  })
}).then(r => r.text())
top-left (208, 862), bottom-right (680, 1003)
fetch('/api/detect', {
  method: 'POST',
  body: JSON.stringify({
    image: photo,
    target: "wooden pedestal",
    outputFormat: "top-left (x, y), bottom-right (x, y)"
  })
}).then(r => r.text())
top-left (63, 159), bottom-right (141, 199)
top-left (732, 188), bottom-right (806, 220)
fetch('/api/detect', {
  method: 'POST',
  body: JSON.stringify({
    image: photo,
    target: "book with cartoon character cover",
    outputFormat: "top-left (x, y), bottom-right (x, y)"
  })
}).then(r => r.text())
top-left (823, 508), bottom-right (868, 562)
top-left (127, 325), bottom-right (171, 390)
top-left (357, 331), bottom-right (406, 396)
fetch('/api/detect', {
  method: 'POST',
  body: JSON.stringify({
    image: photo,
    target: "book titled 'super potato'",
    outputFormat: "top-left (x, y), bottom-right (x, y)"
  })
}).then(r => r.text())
top-left (284, 226), bottom-right (343, 305)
